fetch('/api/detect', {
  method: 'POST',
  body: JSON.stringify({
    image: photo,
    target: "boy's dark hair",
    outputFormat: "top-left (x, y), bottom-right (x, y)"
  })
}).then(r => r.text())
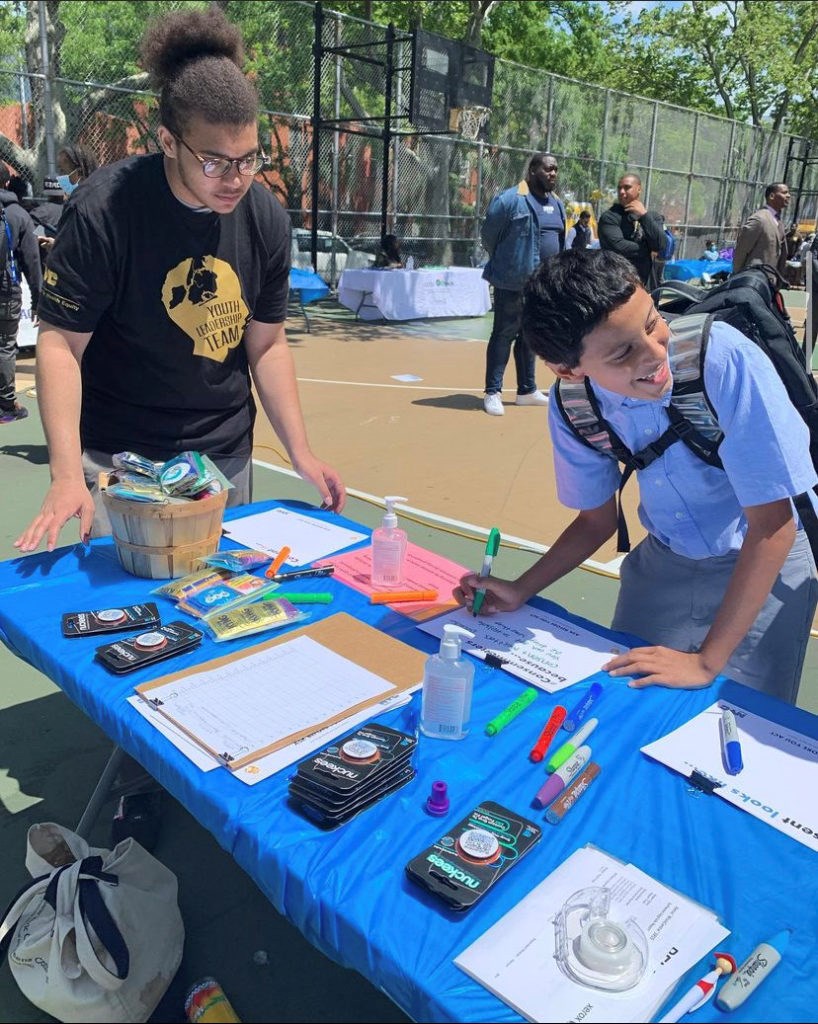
top-left (58, 144), bottom-right (98, 180)
top-left (140, 6), bottom-right (258, 135)
top-left (521, 250), bottom-right (641, 368)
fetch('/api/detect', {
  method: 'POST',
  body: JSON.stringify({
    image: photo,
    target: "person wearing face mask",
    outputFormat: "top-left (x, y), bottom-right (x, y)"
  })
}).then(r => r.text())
top-left (16, 6), bottom-right (346, 555)
top-left (32, 146), bottom-right (99, 262)
top-left (55, 143), bottom-right (99, 198)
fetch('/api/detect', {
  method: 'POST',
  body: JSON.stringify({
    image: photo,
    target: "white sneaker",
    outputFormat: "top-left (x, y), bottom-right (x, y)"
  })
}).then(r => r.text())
top-left (483, 393), bottom-right (504, 416)
top-left (515, 390), bottom-right (548, 406)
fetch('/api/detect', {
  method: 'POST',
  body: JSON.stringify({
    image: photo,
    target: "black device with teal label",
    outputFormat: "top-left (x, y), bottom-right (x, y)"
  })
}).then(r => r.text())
top-left (294, 723), bottom-right (416, 797)
top-left (62, 602), bottom-right (161, 638)
top-left (95, 621), bottom-right (203, 673)
top-left (405, 800), bottom-right (542, 911)
top-left (288, 722), bottom-right (417, 828)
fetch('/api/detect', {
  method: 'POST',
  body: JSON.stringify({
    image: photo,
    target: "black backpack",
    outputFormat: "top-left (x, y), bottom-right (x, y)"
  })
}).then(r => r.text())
top-left (652, 266), bottom-right (818, 469)
top-left (554, 266), bottom-right (818, 557)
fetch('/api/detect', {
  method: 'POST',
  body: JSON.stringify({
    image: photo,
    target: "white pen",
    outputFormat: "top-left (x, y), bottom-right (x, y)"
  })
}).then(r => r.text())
top-left (721, 708), bottom-right (744, 775)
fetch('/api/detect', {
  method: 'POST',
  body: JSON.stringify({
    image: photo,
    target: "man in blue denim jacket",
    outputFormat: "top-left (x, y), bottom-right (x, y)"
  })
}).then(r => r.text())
top-left (480, 153), bottom-right (565, 416)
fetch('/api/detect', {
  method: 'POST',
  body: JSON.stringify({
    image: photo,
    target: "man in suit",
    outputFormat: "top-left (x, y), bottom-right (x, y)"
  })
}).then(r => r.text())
top-left (732, 183), bottom-right (790, 276)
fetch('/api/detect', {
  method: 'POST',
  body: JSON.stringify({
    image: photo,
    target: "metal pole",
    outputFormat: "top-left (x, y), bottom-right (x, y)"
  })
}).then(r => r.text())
top-left (792, 139), bottom-right (810, 230)
top-left (599, 89), bottom-right (610, 197)
top-left (681, 113), bottom-right (700, 262)
top-left (37, 0), bottom-right (57, 176)
top-left (310, 2), bottom-right (324, 273)
top-left (473, 138), bottom-right (484, 263)
top-left (807, 249), bottom-right (814, 373)
top-left (545, 74), bottom-right (554, 155)
top-left (18, 70), bottom-right (29, 150)
top-left (716, 119), bottom-right (737, 249)
top-left (330, 13), bottom-right (342, 286)
top-left (644, 99), bottom-right (659, 207)
top-left (380, 23), bottom-right (395, 244)
top-left (391, 53), bottom-right (403, 236)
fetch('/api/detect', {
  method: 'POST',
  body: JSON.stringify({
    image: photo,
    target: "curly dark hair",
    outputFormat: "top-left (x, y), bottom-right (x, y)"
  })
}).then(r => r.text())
top-left (58, 143), bottom-right (98, 181)
top-left (139, 6), bottom-right (258, 134)
top-left (521, 249), bottom-right (641, 368)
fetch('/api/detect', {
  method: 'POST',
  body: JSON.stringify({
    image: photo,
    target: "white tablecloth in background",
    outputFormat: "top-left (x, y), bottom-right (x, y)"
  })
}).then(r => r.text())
top-left (338, 267), bottom-right (492, 320)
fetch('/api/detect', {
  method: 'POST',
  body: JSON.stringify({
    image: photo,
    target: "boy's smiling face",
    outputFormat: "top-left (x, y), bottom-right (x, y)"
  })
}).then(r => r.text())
top-left (551, 287), bottom-right (672, 400)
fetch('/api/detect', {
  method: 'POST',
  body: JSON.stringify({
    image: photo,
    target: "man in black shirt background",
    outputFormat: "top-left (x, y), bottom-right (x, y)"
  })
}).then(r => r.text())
top-left (598, 172), bottom-right (666, 286)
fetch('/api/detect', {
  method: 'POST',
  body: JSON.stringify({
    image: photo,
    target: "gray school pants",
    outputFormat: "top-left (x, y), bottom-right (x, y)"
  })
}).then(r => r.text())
top-left (611, 529), bottom-right (817, 705)
top-left (81, 448), bottom-right (253, 538)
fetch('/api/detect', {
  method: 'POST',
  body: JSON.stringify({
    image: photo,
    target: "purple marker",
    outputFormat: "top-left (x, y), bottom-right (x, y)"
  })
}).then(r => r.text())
top-left (533, 745), bottom-right (591, 809)
top-left (564, 681), bottom-right (603, 733)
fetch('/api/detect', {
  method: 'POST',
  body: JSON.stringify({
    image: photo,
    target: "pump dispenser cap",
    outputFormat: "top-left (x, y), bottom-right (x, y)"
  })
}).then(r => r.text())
top-left (381, 495), bottom-right (408, 529)
top-left (426, 780), bottom-right (450, 816)
top-left (440, 623), bottom-right (475, 659)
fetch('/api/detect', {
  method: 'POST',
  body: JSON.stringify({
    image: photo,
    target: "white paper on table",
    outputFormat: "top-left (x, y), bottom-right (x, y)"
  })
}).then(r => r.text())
top-left (136, 635), bottom-right (396, 766)
top-left (129, 689), bottom-right (416, 783)
top-left (419, 605), bottom-right (627, 692)
top-left (454, 845), bottom-right (729, 1024)
top-left (641, 700), bottom-right (818, 853)
top-left (127, 695), bottom-right (220, 771)
top-left (222, 506), bottom-right (368, 566)
top-left (234, 687), bottom-right (416, 784)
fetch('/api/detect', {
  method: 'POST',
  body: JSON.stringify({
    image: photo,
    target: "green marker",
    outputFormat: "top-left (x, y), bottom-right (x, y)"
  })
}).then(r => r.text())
top-left (472, 527), bottom-right (501, 617)
top-left (264, 592), bottom-right (334, 604)
top-left (545, 717), bottom-right (598, 772)
top-left (485, 687), bottom-right (538, 736)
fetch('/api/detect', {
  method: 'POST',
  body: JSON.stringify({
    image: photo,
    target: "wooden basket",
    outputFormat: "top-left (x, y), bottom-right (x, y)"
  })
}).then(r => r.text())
top-left (100, 474), bottom-right (228, 580)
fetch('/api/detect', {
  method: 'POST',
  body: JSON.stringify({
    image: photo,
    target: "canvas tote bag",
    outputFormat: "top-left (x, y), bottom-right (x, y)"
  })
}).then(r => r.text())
top-left (0, 822), bottom-right (184, 1022)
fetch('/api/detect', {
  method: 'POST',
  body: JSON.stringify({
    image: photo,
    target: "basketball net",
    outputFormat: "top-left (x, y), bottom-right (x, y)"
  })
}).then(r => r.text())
top-left (450, 104), bottom-right (490, 140)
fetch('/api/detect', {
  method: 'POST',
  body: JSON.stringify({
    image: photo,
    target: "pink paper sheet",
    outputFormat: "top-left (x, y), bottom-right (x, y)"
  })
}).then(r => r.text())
top-left (317, 542), bottom-right (468, 620)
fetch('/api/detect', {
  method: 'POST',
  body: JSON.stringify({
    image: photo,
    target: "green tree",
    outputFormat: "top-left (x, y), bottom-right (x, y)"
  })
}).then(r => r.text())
top-left (617, 1), bottom-right (818, 135)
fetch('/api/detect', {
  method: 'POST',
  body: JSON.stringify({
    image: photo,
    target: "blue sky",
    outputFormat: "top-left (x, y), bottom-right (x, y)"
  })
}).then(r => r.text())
top-left (606, 0), bottom-right (687, 19)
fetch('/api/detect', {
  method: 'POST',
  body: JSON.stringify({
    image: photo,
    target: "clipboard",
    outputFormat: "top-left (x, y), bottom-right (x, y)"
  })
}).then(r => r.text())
top-left (134, 613), bottom-right (426, 770)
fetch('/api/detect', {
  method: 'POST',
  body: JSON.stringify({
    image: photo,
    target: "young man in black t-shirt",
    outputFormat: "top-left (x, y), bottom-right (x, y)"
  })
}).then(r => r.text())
top-left (16, 9), bottom-right (345, 552)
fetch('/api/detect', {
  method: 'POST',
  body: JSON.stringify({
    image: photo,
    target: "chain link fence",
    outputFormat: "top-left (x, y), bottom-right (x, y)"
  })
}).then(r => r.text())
top-left (3, 0), bottom-right (818, 285)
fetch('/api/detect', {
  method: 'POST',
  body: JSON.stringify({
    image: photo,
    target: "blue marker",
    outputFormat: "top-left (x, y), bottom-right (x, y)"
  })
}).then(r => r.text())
top-left (564, 681), bottom-right (603, 733)
top-left (721, 708), bottom-right (743, 774)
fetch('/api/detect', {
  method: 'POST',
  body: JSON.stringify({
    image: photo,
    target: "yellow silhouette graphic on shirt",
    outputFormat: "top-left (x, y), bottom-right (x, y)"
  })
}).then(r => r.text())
top-left (161, 255), bottom-right (249, 363)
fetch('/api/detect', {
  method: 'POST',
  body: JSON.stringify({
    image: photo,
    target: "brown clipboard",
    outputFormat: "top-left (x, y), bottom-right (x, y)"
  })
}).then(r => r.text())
top-left (134, 613), bottom-right (426, 770)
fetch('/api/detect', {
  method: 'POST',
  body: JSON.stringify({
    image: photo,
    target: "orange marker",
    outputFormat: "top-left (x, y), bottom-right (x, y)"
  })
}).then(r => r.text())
top-left (265, 545), bottom-right (292, 579)
top-left (370, 589), bottom-right (438, 604)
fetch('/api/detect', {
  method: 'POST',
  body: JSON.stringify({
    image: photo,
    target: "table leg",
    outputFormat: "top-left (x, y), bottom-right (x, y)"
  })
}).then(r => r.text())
top-left (74, 745), bottom-right (128, 839)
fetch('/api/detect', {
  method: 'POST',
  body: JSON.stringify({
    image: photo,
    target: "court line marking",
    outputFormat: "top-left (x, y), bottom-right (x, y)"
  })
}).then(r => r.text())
top-left (250, 458), bottom-right (623, 576)
top-left (296, 377), bottom-right (490, 392)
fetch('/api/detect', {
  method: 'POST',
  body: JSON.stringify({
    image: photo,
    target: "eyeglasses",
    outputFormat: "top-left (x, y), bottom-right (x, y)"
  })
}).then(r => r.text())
top-left (175, 134), bottom-right (266, 178)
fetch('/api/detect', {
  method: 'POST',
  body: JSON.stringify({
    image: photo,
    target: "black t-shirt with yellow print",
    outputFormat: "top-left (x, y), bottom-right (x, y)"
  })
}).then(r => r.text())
top-left (38, 153), bottom-right (291, 459)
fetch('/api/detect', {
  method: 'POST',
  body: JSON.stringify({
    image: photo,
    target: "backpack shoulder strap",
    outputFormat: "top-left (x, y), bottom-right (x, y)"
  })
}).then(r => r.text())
top-left (666, 312), bottom-right (724, 467)
top-left (554, 376), bottom-right (635, 467)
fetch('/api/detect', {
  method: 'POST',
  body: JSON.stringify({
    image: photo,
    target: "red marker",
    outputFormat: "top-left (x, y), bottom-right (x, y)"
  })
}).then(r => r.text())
top-left (529, 705), bottom-right (567, 763)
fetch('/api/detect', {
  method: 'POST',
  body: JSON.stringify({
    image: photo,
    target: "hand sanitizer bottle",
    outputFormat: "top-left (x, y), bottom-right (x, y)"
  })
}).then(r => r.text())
top-left (420, 624), bottom-right (475, 740)
top-left (371, 496), bottom-right (408, 586)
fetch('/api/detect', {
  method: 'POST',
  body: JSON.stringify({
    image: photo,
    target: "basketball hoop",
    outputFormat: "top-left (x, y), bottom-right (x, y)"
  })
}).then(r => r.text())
top-left (450, 104), bottom-right (490, 140)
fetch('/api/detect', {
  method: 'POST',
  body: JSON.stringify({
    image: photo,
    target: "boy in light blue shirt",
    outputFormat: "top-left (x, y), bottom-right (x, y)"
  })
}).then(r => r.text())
top-left (456, 249), bottom-right (817, 703)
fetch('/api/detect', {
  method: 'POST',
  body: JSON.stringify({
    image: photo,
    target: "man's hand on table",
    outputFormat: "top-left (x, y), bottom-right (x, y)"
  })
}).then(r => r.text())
top-left (15, 479), bottom-right (95, 552)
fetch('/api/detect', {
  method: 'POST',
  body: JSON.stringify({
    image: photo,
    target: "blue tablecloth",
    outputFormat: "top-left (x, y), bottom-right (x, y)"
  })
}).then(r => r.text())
top-left (290, 266), bottom-right (330, 304)
top-left (1, 499), bottom-right (816, 1023)
top-left (663, 258), bottom-right (733, 281)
